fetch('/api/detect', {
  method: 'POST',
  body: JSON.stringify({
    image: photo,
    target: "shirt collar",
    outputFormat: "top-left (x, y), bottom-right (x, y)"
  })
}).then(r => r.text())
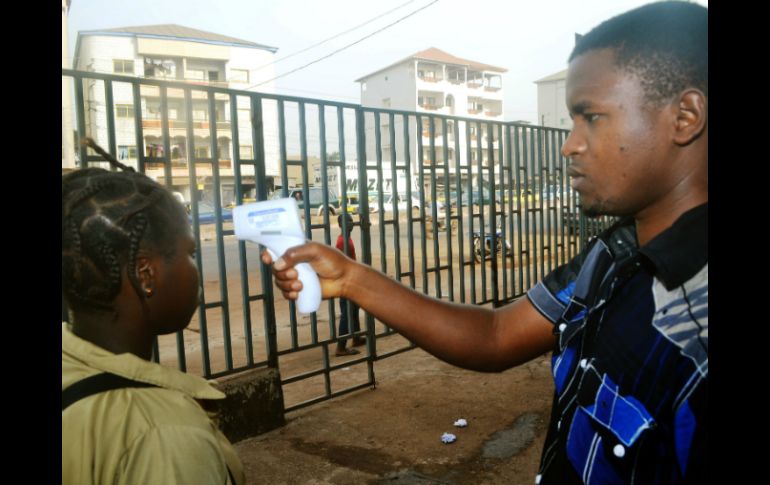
top-left (62, 322), bottom-right (226, 400)
top-left (638, 203), bottom-right (708, 290)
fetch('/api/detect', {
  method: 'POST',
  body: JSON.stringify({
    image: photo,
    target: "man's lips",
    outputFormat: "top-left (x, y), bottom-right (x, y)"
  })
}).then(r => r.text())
top-left (567, 167), bottom-right (585, 189)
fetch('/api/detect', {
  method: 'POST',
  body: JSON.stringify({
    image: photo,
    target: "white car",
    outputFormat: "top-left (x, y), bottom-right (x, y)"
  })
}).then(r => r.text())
top-left (370, 194), bottom-right (445, 214)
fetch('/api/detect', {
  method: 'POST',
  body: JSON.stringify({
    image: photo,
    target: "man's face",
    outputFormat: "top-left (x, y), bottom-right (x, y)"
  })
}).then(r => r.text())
top-left (562, 48), bottom-right (674, 218)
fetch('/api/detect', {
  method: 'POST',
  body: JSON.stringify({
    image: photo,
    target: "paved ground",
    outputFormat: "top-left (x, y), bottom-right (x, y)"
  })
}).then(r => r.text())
top-left (233, 334), bottom-right (554, 485)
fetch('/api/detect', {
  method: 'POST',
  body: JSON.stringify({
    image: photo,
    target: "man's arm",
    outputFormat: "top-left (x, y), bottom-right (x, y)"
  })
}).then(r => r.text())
top-left (266, 242), bottom-right (556, 372)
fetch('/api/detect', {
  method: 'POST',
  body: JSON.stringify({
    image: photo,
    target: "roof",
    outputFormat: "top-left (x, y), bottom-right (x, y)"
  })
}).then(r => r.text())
top-left (77, 24), bottom-right (278, 52)
top-left (355, 47), bottom-right (507, 82)
top-left (534, 69), bottom-right (568, 84)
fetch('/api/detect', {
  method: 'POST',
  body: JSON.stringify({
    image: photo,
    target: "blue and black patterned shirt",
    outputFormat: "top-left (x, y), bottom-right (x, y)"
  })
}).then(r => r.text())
top-left (527, 203), bottom-right (708, 484)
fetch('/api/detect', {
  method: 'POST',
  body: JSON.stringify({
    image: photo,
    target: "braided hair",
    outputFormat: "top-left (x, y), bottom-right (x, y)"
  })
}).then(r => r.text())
top-left (62, 139), bottom-right (189, 313)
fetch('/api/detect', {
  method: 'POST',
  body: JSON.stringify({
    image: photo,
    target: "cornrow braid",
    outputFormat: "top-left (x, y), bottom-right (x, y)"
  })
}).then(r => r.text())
top-left (125, 212), bottom-right (149, 302)
top-left (63, 140), bottom-right (189, 313)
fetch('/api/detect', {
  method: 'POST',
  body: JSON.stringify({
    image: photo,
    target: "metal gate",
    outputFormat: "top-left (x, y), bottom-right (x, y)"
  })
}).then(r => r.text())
top-left (62, 69), bottom-right (613, 412)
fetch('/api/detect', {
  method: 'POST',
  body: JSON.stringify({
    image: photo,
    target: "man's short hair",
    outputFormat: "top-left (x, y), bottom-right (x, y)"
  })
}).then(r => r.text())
top-left (569, 1), bottom-right (707, 105)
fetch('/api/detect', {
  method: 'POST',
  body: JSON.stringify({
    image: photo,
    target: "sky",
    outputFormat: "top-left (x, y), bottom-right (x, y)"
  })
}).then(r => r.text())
top-left (65, 0), bottom-right (707, 124)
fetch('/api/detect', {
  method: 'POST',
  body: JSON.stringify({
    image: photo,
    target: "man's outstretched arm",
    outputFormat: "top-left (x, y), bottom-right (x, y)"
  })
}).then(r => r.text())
top-left (265, 242), bottom-right (556, 372)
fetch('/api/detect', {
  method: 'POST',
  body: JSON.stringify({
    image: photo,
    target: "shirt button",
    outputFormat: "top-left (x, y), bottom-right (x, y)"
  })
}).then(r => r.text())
top-left (535, 474), bottom-right (542, 484)
top-left (558, 323), bottom-right (567, 332)
top-left (579, 359), bottom-right (588, 369)
top-left (613, 444), bottom-right (625, 458)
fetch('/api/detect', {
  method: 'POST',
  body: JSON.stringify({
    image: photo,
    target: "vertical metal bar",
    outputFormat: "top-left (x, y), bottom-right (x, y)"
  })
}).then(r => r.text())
top-left (231, 93), bottom-right (254, 367)
top-left (388, 112), bottom-right (402, 282)
top-left (513, 126), bottom-right (524, 296)
top-left (156, 85), bottom-right (186, 371)
top-left (429, 116), bottom-right (440, 297)
top-left (74, 75), bottom-right (88, 168)
top-left (416, 115), bottom-right (428, 295)
top-left (298, 102), bottom-right (319, 344)
top-left (320, 106), bottom-right (337, 341)
top-left (441, 117), bottom-right (454, 301)
top-left (521, 126), bottom-right (531, 290)
top-left (185, 88), bottom-right (211, 377)
top-left (374, 112), bottom-right (386, 274)
top-left (403, 114), bottom-right (415, 289)
top-left (486, 122), bottom-right (499, 306)
top-left (277, 100), bottom-right (299, 346)
top-left (355, 107), bottom-right (377, 372)
top-left (465, 121), bottom-right (476, 304)
top-left (535, 127), bottom-right (545, 282)
top-left (160, 87), bottom-right (173, 190)
top-left (252, 96), bottom-right (279, 369)
top-left (453, 119), bottom-right (465, 303)
top-left (104, 81), bottom-right (117, 169)
top-left (475, 121), bottom-right (487, 302)
top-left (503, 124), bottom-right (521, 298)
top-left (132, 83), bottom-right (146, 173)
top-left (208, 92), bottom-right (233, 371)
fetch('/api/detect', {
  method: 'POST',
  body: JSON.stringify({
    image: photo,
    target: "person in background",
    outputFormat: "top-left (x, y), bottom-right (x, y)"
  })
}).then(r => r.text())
top-left (335, 212), bottom-right (366, 356)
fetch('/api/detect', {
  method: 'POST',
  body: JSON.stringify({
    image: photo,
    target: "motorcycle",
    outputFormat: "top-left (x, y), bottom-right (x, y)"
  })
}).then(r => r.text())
top-left (472, 228), bottom-right (511, 263)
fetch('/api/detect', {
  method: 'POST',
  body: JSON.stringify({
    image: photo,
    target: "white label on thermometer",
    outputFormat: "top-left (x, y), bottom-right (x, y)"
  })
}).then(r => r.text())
top-left (247, 207), bottom-right (287, 231)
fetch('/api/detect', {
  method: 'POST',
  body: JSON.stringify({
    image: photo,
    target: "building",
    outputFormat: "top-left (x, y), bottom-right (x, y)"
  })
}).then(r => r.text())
top-left (73, 24), bottom-right (280, 204)
top-left (356, 47), bottom-right (507, 193)
top-left (534, 69), bottom-right (571, 130)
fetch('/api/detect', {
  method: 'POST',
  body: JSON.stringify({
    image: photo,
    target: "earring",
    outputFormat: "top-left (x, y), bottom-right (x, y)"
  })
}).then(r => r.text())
top-left (144, 287), bottom-right (154, 298)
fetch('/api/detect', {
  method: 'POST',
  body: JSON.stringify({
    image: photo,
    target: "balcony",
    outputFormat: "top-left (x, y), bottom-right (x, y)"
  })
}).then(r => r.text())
top-left (142, 119), bottom-right (231, 131)
top-left (467, 81), bottom-right (482, 89)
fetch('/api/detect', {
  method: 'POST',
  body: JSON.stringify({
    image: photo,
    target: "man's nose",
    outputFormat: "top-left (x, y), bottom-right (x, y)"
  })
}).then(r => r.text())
top-left (561, 129), bottom-right (586, 159)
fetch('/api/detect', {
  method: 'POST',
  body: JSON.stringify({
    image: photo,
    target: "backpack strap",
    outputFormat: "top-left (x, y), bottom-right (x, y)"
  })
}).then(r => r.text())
top-left (62, 372), bottom-right (239, 483)
top-left (62, 372), bottom-right (158, 411)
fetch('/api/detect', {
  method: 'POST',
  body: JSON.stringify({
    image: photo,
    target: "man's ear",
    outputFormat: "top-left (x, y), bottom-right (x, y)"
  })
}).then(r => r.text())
top-left (135, 255), bottom-right (156, 297)
top-left (673, 89), bottom-right (707, 146)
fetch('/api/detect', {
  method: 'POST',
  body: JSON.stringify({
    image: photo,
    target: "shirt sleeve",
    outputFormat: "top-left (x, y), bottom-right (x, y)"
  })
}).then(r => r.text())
top-left (526, 239), bottom-right (595, 324)
top-left (118, 425), bottom-right (236, 484)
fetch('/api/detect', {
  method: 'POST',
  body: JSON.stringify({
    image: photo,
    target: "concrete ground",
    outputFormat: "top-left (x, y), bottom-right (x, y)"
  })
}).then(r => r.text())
top-left (233, 334), bottom-right (554, 485)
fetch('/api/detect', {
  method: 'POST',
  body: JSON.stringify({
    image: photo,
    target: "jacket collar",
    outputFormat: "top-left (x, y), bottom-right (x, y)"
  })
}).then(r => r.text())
top-left (638, 203), bottom-right (708, 290)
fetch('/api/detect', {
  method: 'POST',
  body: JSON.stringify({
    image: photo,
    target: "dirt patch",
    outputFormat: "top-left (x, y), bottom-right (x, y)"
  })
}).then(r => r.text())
top-left (234, 344), bottom-right (554, 484)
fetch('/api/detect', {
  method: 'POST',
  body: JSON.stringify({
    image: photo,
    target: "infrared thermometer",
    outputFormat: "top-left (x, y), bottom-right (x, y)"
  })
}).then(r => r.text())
top-left (233, 198), bottom-right (322, 314)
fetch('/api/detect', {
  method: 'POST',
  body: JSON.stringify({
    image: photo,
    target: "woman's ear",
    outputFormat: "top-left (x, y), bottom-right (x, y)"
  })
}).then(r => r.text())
top-left (135, 256), bottom-right (156, 298)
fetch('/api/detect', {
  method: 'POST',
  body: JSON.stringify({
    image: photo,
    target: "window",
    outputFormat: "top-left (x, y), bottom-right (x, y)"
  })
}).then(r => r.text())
top-left (240, 145), bottom-right (253, 159)
top-left (113, 59), bottom-right (134, 74)
top-left (116, 105), bottom-right (134, 118)
top-left (208, 71), bottom-right (219, 81)
top-left (193, 109), bottom-right (207, 121)
top-left (230, 69), bottom-right (249, 83)
top-left (195, 146), bottom-right (209, 158)
top-left (361, 82), bottom-right (367, 91)
top-left (445, 95), bottom-right (454, 107)
top-left (144, 58), bottom-right (177, 79)
top-left (118, 145), bottom-right (137, 160)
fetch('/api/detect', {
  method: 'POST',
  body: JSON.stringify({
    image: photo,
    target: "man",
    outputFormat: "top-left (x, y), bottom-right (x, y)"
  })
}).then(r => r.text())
top-left (266, 2), bottom-right (707, 483)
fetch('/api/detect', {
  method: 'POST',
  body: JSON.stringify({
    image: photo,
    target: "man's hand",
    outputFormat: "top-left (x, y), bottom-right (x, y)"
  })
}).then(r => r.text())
top-left (261, 241), bottom-right (354, 302)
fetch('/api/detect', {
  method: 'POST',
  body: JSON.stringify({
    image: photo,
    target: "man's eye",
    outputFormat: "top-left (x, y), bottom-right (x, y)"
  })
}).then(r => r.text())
top-left (585, 114), bottom-right (599, 123)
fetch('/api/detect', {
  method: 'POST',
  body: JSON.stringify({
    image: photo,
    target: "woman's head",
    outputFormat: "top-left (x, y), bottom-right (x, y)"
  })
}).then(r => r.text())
top-left (62, 159), bottom-right (199, 334)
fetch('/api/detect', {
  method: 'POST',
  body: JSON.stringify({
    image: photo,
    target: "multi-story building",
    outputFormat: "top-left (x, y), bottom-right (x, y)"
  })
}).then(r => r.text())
top-left (535, 69), bottom-right (572, 130)
top-left (73, 24), bottom-right (280, 203)
top-left (356, 47), bottom-right (507, 193)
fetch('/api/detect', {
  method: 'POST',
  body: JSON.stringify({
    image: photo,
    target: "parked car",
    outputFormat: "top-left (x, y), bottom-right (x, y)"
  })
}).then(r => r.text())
top-left (370, 193), bottom-right (446, 215)
top-left (272, 187), bottom-right (340, 217)
top-left (189, 200), bottom-right (233, 225)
